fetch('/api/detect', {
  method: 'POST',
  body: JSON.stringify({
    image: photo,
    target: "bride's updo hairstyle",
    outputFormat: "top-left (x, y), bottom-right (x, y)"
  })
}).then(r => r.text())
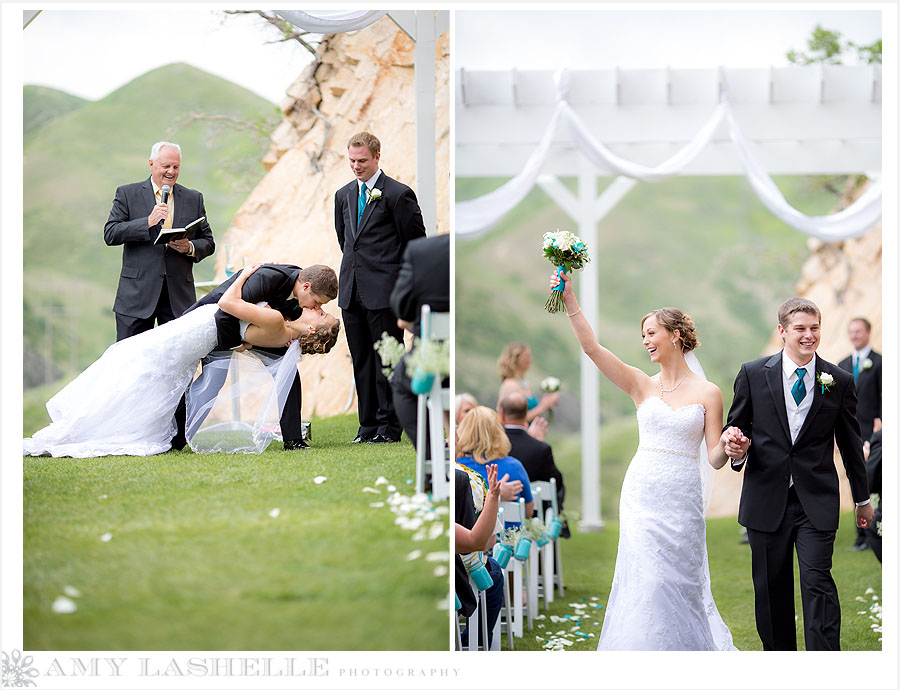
top-left (298, 319), bottom-right (341, 355)
top-left (641, 308), bottom-right (700, 353)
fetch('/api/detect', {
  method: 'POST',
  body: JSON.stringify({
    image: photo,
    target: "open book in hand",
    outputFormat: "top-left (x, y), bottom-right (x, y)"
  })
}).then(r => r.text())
top-left (154, 216), bottom-right (206, 246)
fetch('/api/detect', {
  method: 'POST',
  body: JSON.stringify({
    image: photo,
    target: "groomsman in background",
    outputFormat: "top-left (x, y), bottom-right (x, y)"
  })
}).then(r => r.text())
top-left (334, 132), bottom-right (427, 444)
top-left (838, 316), bottom-right (882, 551)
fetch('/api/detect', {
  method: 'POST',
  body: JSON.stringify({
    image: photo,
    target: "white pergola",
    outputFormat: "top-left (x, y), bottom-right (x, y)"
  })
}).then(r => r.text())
top-left (457, 64), bottom-right (882, 530)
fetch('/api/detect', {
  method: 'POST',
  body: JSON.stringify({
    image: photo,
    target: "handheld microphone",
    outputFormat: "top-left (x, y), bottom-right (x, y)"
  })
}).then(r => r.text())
top-left (161, 184), bottom-right (171, 204)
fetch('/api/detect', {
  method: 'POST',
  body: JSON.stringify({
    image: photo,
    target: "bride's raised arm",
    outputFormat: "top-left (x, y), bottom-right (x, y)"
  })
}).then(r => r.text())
top-left (552, 270), bottom-right (650, 403)
top-left (218, 263), bottom-right (286, 337)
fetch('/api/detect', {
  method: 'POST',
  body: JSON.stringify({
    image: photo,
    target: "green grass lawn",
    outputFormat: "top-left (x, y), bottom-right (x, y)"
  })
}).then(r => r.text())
top-left (505, 511), bottom-right (882, 651)
top-left (23, 414), bottom-right (449, 651)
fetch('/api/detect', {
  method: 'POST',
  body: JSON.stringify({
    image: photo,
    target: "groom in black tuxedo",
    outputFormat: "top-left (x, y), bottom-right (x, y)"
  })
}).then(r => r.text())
top-left (335, 132), bottom-right (427, 444)
top-left (723, 297), bottom-right (872, 651)
top-left (181, 263), bottom-right (337, 449)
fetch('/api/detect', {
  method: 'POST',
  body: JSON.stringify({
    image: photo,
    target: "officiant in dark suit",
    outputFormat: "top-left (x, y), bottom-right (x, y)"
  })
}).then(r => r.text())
top-left (837, 317), bottom-right (881, 550)
top-left (104, 141), bottom-right (214, 342)
top-left (723, 297), bottom-right (871, 651)
top-left (335, 132), bottom-right (427, 444)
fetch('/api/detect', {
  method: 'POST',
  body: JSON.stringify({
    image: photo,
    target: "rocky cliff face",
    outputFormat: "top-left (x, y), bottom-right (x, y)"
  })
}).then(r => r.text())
top-left (215, 17), bottom-right (449, 419)
top-left (708, 180), bottom-right (882, 518)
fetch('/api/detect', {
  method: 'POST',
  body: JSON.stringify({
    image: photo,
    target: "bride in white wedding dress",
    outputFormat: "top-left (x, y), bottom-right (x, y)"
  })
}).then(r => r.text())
top-left (551, 270), bottom-right (737, 651)
top-left (24, 264), bottom-right (340, 458)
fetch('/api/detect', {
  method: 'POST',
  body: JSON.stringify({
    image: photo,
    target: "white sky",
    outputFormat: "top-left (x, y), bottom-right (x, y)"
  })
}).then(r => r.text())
top-left (22, 8), bottom-right (316, 104)
top-left (457, 8), bottom-right (882, 70)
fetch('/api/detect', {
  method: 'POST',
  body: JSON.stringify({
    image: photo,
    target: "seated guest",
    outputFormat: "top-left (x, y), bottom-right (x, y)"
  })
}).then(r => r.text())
top-left (456, 392), bottom-right (478, 426)
top-left (455, 464), bottom-right (504, 650)
top-left (456, 406), bottom-right (534, 524)
top-left (497, 342), bottom-right (559, 423)
top-left (498, 392), bottom-right (570, 538)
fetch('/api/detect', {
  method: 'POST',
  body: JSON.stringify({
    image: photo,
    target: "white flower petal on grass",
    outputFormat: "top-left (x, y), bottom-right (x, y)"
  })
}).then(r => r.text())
top-left (406, 550), bottom-right (423, 561)
top-left (362, 487), bottom-right (380, 494)
top-left (433, 565), bottom-right (448, 577)
top-left (374, 476), bottom-right (389, 486)
top-left (100, 532), bottom-right (112, 542)
top-left (369, 502), bottom-right (384, 508)
top-left (425, 551), bottom-right (449, 562)
top-left (387, 484), bottom-right (397, 492)
top-left (268, 508), bottom-right (281, 518)
top-left (98, 495), bottom-right (107, 500)
top-left (63, 586), bottom-right (82, 598)
top-left (427, 523), bottom-right (444, 540)
top-left (52, 596), bottom-right (77, 614)
top-left (313, 476), bottom-right (327, 484)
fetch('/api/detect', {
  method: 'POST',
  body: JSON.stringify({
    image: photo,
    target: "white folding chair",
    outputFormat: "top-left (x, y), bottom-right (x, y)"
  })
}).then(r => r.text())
top-left (499, 497), bottom-right (528, 637)
top-left (494, 506), bottom-right (515, 650)
top-left (531, 478), bottom-right (565, 596)
top-left (462, 576), bottom-right (490, 651)
top-left (415, 304), bottom-right (450, 499)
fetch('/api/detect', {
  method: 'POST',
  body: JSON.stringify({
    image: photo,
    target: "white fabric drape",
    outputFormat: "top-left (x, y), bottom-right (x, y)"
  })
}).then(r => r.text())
top-left (456, 69), bottom-right (881, 241)
top-left (274, 10), bottom-right (387, 33)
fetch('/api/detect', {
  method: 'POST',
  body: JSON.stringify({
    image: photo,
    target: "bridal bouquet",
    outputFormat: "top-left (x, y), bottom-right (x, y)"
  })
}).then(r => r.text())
top-left (542, 230), bottom-right (590, 313)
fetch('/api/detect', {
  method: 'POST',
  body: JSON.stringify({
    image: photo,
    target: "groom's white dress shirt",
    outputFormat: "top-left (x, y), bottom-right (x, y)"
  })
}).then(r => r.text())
top-left (781, 351), bottom-right (817, 488)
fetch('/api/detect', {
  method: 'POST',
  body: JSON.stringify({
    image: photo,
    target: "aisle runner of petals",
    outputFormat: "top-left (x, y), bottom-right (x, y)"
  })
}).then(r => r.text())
top-left (532, 598), bottom-right (604, 651)
top-left (855, 587), bottom-right (882, 644)
top-left (364, 476), bottom-right (451, 610)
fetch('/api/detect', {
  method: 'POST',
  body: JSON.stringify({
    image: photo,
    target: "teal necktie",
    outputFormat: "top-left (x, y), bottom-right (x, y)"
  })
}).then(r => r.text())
top-left (852, 356), bottom-right (859, 382)
top-left (357, 185), bottom-right (367, 225)
top-left (792, 367), bottom-right (807, 406)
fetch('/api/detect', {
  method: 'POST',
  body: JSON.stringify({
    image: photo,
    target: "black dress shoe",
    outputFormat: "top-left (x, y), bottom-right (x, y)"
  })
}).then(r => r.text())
top-left (351, 434), bottom-right (375, 444)
top-left (283, 439), bottom-right (310, 450)
top-left (371, 434), bottom-right (399, 443)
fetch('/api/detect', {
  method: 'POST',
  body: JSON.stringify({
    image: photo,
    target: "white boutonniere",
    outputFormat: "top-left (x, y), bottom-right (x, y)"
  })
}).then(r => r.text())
top-left (816, 372), bottom-right (835, 394)
top-left (367, 188), bottom-right (382, 203)
top-left (861, 357), bottom-right (873, 371)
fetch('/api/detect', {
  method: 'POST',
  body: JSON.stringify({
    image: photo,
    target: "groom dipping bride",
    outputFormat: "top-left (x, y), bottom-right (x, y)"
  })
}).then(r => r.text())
top-left (24, 263), bottom-right (340, 458)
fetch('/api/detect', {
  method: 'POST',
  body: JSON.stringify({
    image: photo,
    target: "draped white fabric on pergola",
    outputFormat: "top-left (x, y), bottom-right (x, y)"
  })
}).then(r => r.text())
top-left (456, 64), bottom-right (882, 530)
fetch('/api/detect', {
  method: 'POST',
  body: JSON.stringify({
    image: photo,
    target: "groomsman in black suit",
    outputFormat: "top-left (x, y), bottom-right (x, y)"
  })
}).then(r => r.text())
top-left (723, 297), bottom-right (871, 651)
top-left (335, 132), bottom-right (427, 444)
top-left (838, 317), bottom-right (881, 550)
top-left (104, 141), bottom-right (215, 342)
top-left (389, 233), bottom-right (450, 450)
top-left (498, 392), bottom-right (567, 530)
top-left (182, 263), bottom-right (337, 450)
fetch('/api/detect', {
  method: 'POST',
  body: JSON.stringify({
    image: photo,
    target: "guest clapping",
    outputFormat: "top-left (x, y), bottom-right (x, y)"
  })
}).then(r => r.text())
top-left (456, 406), bottom-right (534, 522)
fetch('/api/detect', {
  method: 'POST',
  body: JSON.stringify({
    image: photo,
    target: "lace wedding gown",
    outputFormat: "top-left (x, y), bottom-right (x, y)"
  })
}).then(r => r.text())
top-left (597, 396), bottom-right (736, 651)
top-left (24, 305), bottom-right (220, 458)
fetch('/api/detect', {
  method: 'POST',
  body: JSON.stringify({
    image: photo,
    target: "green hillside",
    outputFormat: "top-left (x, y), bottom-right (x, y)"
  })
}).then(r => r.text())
top-left (23, 85), bottom-right (87, 135)
top-left (23, 62), bottom-right (280, 392)
top-left (456, 174), bottom-right (839, 518)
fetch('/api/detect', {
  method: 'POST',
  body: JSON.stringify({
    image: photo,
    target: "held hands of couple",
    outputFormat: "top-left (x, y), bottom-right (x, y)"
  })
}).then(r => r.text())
top-left (721, 426), bottom-right (750, 459)
top-left (856, 502), bottom-right (875, 529)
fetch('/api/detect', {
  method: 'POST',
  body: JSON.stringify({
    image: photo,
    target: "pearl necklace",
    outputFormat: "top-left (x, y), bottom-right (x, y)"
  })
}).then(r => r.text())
top-left (658, 371), bottom-right (689, 395)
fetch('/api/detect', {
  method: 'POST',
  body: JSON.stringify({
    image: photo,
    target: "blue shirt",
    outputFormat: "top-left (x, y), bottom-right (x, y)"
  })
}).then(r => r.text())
top-left (457, 455), bottom-right (533, 526)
